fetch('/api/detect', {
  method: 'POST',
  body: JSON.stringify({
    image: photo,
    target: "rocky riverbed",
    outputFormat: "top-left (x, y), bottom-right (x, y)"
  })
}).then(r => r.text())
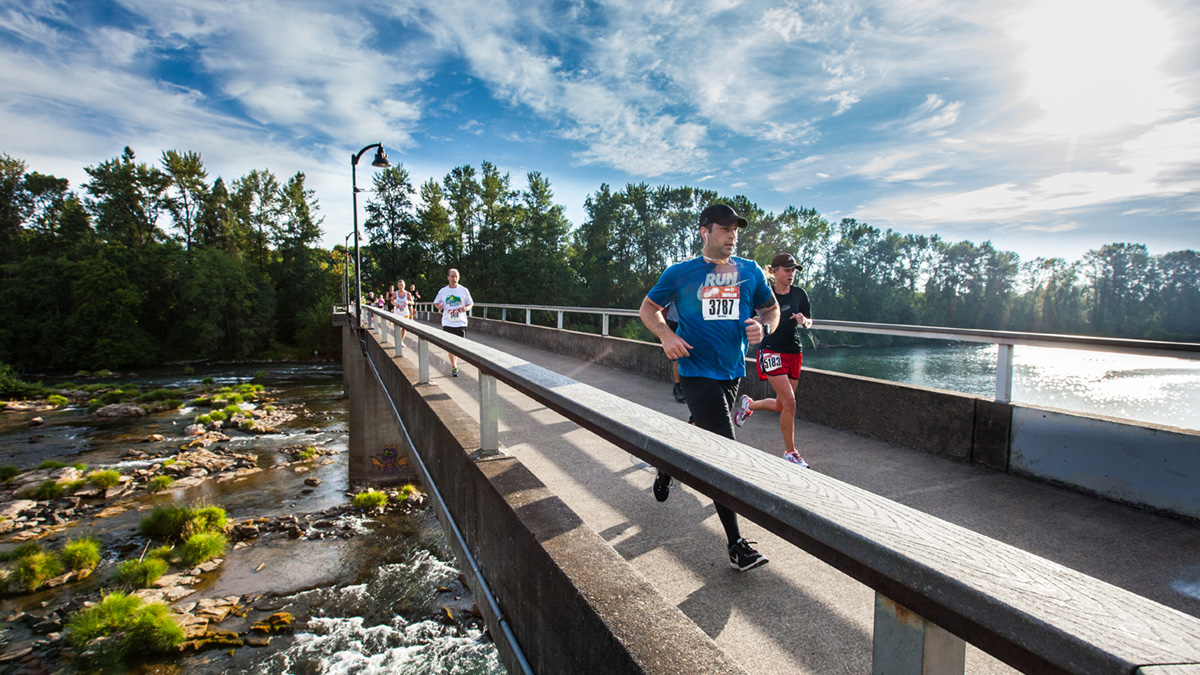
top-left (0, 365), bottom-right (503, 674)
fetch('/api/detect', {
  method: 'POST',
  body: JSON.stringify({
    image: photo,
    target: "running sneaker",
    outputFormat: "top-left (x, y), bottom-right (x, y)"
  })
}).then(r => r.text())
top-left (652, 470), bottom-right (672, 502)
top-left (783, 451), bottom-right (810, 468)
top-left (733, 394), bottom-right (754, 427)
top-left (451, 367), bottom-right (459, 377)
top-left (673, 382), bottom-right (686, 403)
top-left (728, 538), bottom-right (768, 571)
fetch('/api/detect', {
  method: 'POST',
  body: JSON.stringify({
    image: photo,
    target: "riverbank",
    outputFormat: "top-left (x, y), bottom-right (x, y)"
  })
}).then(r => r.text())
top-left (0, 365), bottom-right (503, 674)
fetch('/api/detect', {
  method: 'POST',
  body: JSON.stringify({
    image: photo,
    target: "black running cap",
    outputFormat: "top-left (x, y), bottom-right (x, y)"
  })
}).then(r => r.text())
top-left (698, 203), bottom-right (747, 228)
top-left (770, 252), bottom-right (801, 269)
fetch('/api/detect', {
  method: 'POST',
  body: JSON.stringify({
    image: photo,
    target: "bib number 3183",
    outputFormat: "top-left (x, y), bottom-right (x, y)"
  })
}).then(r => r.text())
top-left (702, 286), bottom-right (739, 320)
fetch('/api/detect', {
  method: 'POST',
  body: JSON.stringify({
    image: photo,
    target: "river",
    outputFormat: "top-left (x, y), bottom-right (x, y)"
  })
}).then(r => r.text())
top-left (806, 343), bottom-right (1200, 432)
top-left (0, 363), bottom-right (504, 674)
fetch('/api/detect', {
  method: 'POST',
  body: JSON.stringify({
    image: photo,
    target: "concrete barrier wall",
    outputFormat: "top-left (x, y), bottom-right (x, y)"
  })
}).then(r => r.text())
top-left (357, 328), bottom-right (747, 675)
top-left (1010, 407), bottom-right (1200, 520)
top-left (457, 316), bottom-right (1200, 520)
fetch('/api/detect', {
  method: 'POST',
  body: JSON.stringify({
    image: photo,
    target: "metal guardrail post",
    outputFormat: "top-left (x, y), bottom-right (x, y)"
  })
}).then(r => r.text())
top-left (418, 338), bottom-right (430, 384)
top-left (526, 308), bottom-right (531, 325)
top-left (873, 593), bottom-right (965, 675)
top-left (602, 314), bottom-right (609, 336)
top-left (502, 308), bottom-right (507, 321)
top-left (557, 311), bottom-right (563, 330)
top-left (480, 373), bottom-right (499, 453)
top-left (995, 343), bottom-right (1014, 403)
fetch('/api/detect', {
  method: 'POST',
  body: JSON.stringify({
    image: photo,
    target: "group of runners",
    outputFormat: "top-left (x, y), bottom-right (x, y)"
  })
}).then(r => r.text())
top-left (639, 202), bottom-right (812, 572)
top-left (368, 203), bottom-right (805, 573)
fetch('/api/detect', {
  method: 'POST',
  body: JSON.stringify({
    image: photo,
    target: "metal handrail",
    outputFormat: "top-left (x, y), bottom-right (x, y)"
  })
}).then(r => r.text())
top-left (354, 304), bottom-right (1200, 675)
top-left (411, 301), bottom-right (1200, 403)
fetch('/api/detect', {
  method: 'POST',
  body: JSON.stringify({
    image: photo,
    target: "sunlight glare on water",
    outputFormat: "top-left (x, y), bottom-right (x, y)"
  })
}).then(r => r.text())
top-left (807, 343), bottom-right (1200, 431)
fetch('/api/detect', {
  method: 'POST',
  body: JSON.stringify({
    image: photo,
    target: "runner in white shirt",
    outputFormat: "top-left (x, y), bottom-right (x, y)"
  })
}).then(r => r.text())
top-left (433, 268), bottom-right (474, 377)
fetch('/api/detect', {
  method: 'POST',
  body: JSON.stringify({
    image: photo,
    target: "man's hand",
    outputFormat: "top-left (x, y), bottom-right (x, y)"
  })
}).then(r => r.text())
top-left (745, 318), bottom-right (765, 345)
top-left (792, 312), bottom-right (813, 329)
top-left (660, 332), bottom-right (693, 360)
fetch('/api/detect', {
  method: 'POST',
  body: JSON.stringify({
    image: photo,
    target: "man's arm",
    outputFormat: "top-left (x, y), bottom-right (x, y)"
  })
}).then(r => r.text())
top-left (640, 297), bottom-right (692, 359)
top-left (745, 300), bottom-right (781, 345)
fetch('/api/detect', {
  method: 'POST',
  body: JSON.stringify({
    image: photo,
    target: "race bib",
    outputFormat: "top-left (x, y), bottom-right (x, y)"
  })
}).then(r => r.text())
top-left (701, 286), bottom-right (739, 320)
top-left (449, 308), bottom-right (463, 318)
top-left (761, 352), bottom-right (782, 372)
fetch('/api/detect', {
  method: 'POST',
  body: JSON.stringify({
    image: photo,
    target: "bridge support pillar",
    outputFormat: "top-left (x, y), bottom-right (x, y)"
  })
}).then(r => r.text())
top-left (872, 593), bottom-right (965, 675)
top-left (343, 325), bottom-right (418, 486)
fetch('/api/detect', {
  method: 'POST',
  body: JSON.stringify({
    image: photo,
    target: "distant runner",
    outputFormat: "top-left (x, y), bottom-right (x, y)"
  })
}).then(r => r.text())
top-left (734, 252), bottom-right (813, 468)
top-left (433, 269), bottom-right (474, 377)
top-left (639, 203), bottom-right (780, 572)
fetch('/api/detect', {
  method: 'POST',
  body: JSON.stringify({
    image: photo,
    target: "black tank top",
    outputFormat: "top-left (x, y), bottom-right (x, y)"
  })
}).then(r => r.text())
top-left (760, 287), bottom-right (811, 354)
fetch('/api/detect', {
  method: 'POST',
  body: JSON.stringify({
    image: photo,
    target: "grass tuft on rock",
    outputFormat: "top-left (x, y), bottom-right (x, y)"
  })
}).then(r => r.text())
top-left (0, 464), bottom-right (20, 482)
top-left (353, 489), bottom-right (388, 511)
top-left (66, 592), bottom-right (184, 665)
top-left (32, 479), bottom-right (65, 500)
top-left (47, 394), bottom-right (69, 407)
top-left (61, 537), bottom-right (102, 571)
top-left (10, 550), bottom-right (64, 591)
top-left (179, 532), bottom-right (226, 566)
top-left (148, 475), bottom-right (174, 493)
top-left (116, 558), bottom-right (169, 588)
top-left (87, 469), bottom-right (121, 489)
top-left (138, 503), bottom-right (227, 543)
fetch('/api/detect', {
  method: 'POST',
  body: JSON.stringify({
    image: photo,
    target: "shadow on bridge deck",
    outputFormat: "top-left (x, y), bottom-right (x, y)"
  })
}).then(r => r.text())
top-left (396, 325), bottom-right (1200, 675)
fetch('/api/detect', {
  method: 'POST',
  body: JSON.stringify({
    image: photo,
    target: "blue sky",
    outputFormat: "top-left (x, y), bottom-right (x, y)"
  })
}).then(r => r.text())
top-left (2, 0), bottom-right (1198, 264)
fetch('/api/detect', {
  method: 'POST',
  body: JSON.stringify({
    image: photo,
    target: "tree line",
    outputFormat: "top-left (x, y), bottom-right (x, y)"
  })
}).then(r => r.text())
top-left (2, 147), bottom-right (1196, 370)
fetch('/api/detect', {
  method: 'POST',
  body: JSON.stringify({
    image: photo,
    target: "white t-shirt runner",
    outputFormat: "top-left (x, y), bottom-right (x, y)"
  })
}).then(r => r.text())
top-left (434, 285), bottom-right (473, 327)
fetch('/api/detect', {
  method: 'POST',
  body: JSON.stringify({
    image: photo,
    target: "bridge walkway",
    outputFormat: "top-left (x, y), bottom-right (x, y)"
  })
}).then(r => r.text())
top-left (393, 327), bottom-right (1200, 675)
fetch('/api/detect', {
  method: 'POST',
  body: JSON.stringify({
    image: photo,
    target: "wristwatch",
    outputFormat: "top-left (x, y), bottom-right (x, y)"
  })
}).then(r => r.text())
top-left (759, 319), bottom-right (771, 337)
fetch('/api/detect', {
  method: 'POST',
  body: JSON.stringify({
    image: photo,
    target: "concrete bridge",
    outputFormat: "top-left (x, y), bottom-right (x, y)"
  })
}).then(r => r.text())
top-left (335, 305), bottom-right (1200, 675)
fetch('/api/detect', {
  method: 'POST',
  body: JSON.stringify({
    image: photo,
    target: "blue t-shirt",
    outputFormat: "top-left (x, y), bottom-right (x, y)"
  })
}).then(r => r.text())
top-left (647, 256), bottom-right (774, 380)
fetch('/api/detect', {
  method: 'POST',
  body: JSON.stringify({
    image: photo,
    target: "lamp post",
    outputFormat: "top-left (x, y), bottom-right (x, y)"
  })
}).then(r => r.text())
top-left (351, 143), bottom-right (391, 327)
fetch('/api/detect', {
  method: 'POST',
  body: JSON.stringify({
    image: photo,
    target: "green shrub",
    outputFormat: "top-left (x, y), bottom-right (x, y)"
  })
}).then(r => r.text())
top-left (60, 382), bottom-right (79, 390)
top-left (93, 370), bottom-right (112, 378)
top-left (263, 404), bottom-right (275, 412)
top-left (61, 537), bottom-right (102, 571)
top-left (47, 394), bottom-right (69, 407)
top-left (0, 465), bottom-right (20, 482)
top-left (161, 459), bottom-right (176, 467)
top-left (37, 459), bottom-right (68, 470)
top-left (74, 370), bottom-right (92, 378)
top-left (87, 469), bottom-right (122, 489)
top-left (64, 479), bottom-right (86, 493)
top-left (201, 376), bottom-right (215, 385)
top-left (0, 363), bottom-right (45, 399)
top-left (32, 480), bottom-right (65, 500)
top-left (191, 397), bottom-right (212, 407)
top-left (159, 399), bottom-right (182, 411)
top-left (208, 410), bottom-right (227, 422)
top-left (87, 398), bottom-right (102, 413)
top-left (66, 592), bottom-right (184, 662)
top-left (195, 414), bottom-right (212, 425)
top-left (179, 532), bottom-right (226, 566)
top-left (116, 558), bottom-right (168, 588)
top-left (10, 551), bottom-right (64, 591)
top-left (353, 489), bottom-right (388, 510)
top-left (146, 545), bottom-right (175, 563)
top-left (299, 447), bottom-right (316, 460)
top-left (137, 388), bottom-right (178, 402)
top-left (222, 404), bottom-right (241, 416)
top-left (226, 393), bottom-right (244, 405)
top-left (192, 506), bottom-right (228, 533)
top-left (74, 462), bottom-right (88, 471)
top-left (239, 419), bottom-right (254, 431)
top-left (148, 476), bottom-right (174, 493)
top-left (254, 370), bottom-right (266, 379)
top-left (98, 391), bottom-right (125, 405)
top-left (183, 366), bottom-right (195, 375)
top-left (82, 383), bottom-right (107, 392)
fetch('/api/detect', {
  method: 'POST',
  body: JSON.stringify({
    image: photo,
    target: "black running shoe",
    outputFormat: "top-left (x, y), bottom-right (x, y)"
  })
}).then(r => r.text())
top-left (673, 382), bottom-right (686, 403)
top-left (652, 470), bottom-right (672, 502)
top-left (728, 538), bottom-right (768, 571)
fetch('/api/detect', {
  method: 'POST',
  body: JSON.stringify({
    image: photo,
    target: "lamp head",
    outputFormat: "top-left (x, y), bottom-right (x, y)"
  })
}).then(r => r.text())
top-left (371, 146), bottom-right (391, 168)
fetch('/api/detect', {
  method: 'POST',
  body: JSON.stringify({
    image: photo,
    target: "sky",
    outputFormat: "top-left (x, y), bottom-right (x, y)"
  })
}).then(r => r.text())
top-left (1, 0), bottom-right (1198, 264)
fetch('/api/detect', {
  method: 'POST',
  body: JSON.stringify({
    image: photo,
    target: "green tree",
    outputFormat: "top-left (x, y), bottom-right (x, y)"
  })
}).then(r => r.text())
top-left (161, 150), bottom-right (209, 252)
top-left (83, 147), bottom-right (170, 248)
top-left (231, 169), bottom-right (282, 269)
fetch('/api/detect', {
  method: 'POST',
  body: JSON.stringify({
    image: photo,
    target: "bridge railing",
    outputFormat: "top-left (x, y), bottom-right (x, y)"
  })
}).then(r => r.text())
top-left (355, 305), bottom-right (1200, 675)
top-left (410, 301), bottom-right (1200, 404)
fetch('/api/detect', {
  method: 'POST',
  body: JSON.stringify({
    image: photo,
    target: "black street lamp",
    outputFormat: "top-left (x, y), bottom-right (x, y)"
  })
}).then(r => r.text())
top-left (351, 143), bottom-right (391, 326)
top-left (342, 233), bottom-right (353, 308)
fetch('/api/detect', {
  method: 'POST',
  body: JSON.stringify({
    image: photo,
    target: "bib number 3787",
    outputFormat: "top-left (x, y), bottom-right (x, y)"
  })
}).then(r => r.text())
top-left (702, 286), bottom-right (739, 320)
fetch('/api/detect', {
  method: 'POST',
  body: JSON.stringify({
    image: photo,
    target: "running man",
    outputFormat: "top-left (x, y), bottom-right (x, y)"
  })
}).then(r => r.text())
top-left (638, 203), bottom-right (780, 572)
top-left (734, 253), bottom-right (813, 468)
top-left (433, 268), bottom-right (474, 377)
